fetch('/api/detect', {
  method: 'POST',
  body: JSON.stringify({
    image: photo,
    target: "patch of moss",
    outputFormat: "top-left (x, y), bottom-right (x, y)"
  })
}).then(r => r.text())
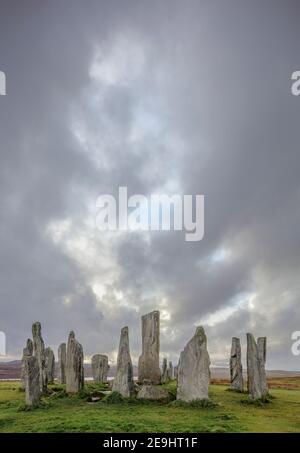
top-left (102, 391), bottom-right (126, 404)
top-left (171, 398), bottom-right (217, 409)
top-left (17, 399), bottom-right (52, 412)
top-left (241, 395), bottom-right (273, 406)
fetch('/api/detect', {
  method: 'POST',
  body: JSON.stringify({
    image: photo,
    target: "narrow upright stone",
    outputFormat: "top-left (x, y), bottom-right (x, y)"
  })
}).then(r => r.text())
top-left (66, 331), bottom-right (84, 393)
top-left (230, 337), bottom-right (244, 392)
top-left (91, 354), bottom-right (110, 382)
top-left (32, 322), bottom-right (47, 393)
top-left (258, 337), bottom-right (268, 397)
top-left (247, 333), bottom-right (268, 400)
top-left (138, 310), bottom-right (161, 384)
top-left (177, 326), bottom-right (210, 402)
top-left (58, 343), bottom-right (66, 384)
top-left (21, 338), bottom-right (33, 390)
top-left (45, 347), bottom-right (55, 384)
top-left (23, 348), bottom-right (40, 407)
top-left (161, 358), bottom-right (169, 384)
top-left (174, 365), bottom-right (178, 380)
top-left (167, 361), bottom-right (174, 380)
top-left (112, 326), bottom-right (135, 397)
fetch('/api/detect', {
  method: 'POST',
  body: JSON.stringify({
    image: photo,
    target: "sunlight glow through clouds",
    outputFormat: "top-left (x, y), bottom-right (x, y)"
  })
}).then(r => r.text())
top-left (196, 292), bottom-right (256, 327)
top-left (45, 216), bottom-right (120, 313)
top-left (210, 246), bottom-right (231, 264)
top-left (89, 36), bottom-right (146, 87)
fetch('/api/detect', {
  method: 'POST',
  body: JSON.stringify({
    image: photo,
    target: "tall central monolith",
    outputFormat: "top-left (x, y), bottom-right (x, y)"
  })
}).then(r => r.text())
top-left (138, 310), bottom-right (161, 384)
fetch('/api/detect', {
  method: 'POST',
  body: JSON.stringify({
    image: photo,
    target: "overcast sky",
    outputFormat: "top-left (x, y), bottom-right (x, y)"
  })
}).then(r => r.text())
top-left (0, 0), bottom-right (300, 370)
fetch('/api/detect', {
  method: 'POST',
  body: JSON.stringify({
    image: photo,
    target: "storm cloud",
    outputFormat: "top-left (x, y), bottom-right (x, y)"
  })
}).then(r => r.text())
top-left (0, 0), bottom-right (300, 370)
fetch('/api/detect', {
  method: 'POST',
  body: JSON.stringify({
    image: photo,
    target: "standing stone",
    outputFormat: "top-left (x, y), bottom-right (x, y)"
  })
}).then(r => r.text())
top-left (137, 381), bottom-right (171, 401)
top-left (167, 361), bottom-right (174, 380)
top-left (230, 337), bottom-right (244, 392)
top-left (161, 358), bottom-right (169, 384)
top-left (21, 338), bottom-right (33, 390)
top-left (174, 365), bottom-right (178, 379)
top-left (23, 349), bottom-right (40, 407)
top-left (177, 326), bottom-right (210, 402)
top-left (112, 326), bottom-right (135, 397)
top-left (247, 333), bottom-right (268, 400)
top-left (32, 322), bottom-right (47, 393)
top-left (45, 347), bottom-right (55, 384)
top-left (258, 337), bottom-right (268, 397)
top-left (66, 331), bottom-right (84, 393)
top-left (58, 343), bottom-right (66, 384)
top-left (91, 354), bottom-right (110, 382)
top-left (138, 310), bottom-right (161, 384)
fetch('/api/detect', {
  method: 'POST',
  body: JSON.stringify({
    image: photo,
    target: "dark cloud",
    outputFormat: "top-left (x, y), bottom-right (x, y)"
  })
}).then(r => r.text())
top-left (0, 0), bottom-right (300, 370)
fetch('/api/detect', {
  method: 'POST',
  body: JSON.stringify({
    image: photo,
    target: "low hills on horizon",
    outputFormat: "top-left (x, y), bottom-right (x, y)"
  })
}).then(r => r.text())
top-left (0, 360), bottom-right (299, 380)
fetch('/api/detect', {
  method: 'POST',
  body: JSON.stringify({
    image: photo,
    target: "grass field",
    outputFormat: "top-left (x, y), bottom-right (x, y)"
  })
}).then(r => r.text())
top-left (0, 378), bottom-right (299, 433)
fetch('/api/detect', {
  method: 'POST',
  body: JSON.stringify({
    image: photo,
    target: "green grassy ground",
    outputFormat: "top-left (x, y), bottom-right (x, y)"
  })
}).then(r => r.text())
top-left (0, 379), bottom-right (299, 433)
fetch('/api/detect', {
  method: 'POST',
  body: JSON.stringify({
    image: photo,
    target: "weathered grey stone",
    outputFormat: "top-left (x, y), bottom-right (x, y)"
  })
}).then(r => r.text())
top-left (66, 331), bottom-right (84, 393)
top-left (247, 333), bottom-right (269, 400)
top-left (137, 383), bottom-right (171, 401)
top-left (24, 351), bottom-right (40, 407)
top-left (112, 326), bottom-right (135, 397)
top-left (32, 322), bottom-right (47, 393)
top-left (161, 358), bottom-right (169, 384)
top-left (58, 343), bottom-right (66, 384)
top-left (258, 337), bottom-right (268, 397)
top-left (230, 337), bottom-right (244, 392)
top-left (174, 365), bottom-right (178, 380)
top-left (21, 338), bottom-right (33, 390)
top-left (45, 347), bottom-right (55, 384)
top-left (91, 354), bottom-right (110, 383)
top-left (167, 361), bottom-right (174, 380)
top-left (138, 310), bottom-right (161, 384)
top-left (177, 326), bottom-right (210, 402)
